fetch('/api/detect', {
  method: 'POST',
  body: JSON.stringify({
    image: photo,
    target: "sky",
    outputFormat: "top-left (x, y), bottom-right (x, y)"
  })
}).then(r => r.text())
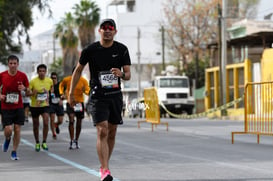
top-left (29, 0), bottom-right (111, 37)
top-left (255, 0), bottom-right (273, 20)
top-left (29, 0), bottom-right (273, 37)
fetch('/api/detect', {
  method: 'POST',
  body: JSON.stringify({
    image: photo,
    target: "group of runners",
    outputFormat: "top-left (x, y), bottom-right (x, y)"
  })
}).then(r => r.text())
top-left (1, 18), bottom-right (131, 181)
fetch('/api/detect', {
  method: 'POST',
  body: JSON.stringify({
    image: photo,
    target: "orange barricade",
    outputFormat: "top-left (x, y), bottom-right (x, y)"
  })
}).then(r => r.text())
top-left (137, 87), bottom-right (168, 131)
top-left (232, 81), bottom-right (273, 143)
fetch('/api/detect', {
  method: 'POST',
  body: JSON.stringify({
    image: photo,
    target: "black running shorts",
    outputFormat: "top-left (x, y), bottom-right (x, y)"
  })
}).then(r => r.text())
top-left (66, 102), bottom-right (85, 119)
top-left (2, 108), bottom-right (25, 127)
top-left (90, 92), bottom-right (123, 126)
top-left (49, 103), bottom-right (64, 116)
top-left (30, 106), bottom-right (50, 118)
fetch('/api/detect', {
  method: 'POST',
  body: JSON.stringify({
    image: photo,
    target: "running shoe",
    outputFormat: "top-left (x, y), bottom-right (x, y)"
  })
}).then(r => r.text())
top-left (69, 141), bottom-right (73, 150)
top-left (35, 143), bottom-right (40, 152)
top-left (2, 138), bottom-right (10, 152)
top-left (55, 123), bottom-right (60, 134)
top-left (42, 142), bottom-right (48, 151)
top-left (11, 151), bottom-right (19, 160)
top-left (101, 169), bottom-right (113, 181)
top-left (53, 134), bottom-right (57, 140)
top-left (99, 167), bottom-right (103, 177)
top-left (74, 140), bottom-right (80, 149)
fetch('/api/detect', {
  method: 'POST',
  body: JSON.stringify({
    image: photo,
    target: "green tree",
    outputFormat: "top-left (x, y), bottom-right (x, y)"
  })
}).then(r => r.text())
top-left (0, 0), bottom-right (51, 64)
top-left (185, 58), bottom-right (209, 88)
top-left (49, 57), bottom-right (64, 80)
top-left (54, 12), bottom-right (79, 76)
top-left (73, 0), bottom-right (100, 49)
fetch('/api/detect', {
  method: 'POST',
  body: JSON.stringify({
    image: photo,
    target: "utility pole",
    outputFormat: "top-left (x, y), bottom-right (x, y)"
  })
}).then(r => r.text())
top-left (161, 26), bottom-right (165, 71)
top-left (137, 27), bottom-right (141, 98)
top-left (219, 0), bottom-right (227, 116)
top-left (195, 49), bottom-right (199, 89)
top-left (218, 3), bottom-right (223, 109)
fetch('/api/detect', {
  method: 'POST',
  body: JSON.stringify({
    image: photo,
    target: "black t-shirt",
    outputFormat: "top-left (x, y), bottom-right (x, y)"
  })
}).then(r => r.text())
top-left (50, 82), bottom-right (62, 104)
top-left (79, 41), bottom-right (131, 95)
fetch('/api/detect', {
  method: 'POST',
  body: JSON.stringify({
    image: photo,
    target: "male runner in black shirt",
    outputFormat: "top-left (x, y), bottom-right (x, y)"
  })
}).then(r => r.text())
top-left (68, 18), bottom-right (131, 181)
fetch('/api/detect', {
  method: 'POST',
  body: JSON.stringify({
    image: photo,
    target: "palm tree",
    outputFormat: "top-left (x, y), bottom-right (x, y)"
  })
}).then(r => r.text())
top-left (54, 12), bottom-right (79, 76)
top-left (73, 0), bottom-right (100, 49)
top-left (49, 57), bottom-right (64, 80)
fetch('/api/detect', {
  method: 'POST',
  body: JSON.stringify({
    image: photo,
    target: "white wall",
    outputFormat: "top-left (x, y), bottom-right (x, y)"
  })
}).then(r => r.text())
top-left (115, 0), bottom-right (167, 64)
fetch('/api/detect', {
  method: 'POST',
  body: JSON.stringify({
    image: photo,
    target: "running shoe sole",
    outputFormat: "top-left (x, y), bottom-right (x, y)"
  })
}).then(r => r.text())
top-left (35, 144), bottom-right (40, 152)
top-left (11, 157), bottom-right (19, 160)
top-left (11, 151), bottom-right (19, 160)
top-left (102, 175), bottom-right (113, 181)
top-left (56, 126), bottom-right (60, 134)
top-left (42, 143), bottom-right (48, 151)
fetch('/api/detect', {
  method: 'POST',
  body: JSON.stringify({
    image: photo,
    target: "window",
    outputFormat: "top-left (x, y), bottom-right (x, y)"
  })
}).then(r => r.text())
top-left (159, 78), bottom-right (188, 88)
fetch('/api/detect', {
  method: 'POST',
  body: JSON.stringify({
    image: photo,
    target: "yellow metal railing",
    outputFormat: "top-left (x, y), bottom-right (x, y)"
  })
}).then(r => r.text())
top-left (205, 59), bottom-right (251, 116)
top-left (232, 81), bottom-right (273, 143)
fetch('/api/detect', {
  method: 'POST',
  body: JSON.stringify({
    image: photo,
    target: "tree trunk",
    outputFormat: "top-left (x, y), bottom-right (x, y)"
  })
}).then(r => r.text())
top-left (63, 49), bottom-right (79, 76)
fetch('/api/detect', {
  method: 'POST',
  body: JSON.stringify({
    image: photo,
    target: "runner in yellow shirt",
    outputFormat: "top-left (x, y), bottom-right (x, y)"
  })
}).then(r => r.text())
top-left (59, 67), bottom-right (90, 149)
top-left (29, 64), bottom-right (53, 152)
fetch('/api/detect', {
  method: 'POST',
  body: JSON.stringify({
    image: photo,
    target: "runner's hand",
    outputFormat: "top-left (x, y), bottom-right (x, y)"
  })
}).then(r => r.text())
top-left (111, 68), bottom-right (122, 77)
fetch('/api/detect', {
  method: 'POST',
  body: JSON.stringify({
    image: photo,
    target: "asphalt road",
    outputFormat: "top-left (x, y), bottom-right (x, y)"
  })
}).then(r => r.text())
top-left (1, 117), bottom-right (273, 181)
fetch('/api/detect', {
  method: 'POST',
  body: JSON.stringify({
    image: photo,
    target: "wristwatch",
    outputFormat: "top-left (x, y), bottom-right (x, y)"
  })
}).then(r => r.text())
top-left (122, 72), bottom-right (125, 79)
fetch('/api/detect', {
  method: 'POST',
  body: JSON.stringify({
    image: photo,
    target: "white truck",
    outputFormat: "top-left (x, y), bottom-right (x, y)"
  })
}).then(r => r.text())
top-left (153, 75), bottom-right (195, 117)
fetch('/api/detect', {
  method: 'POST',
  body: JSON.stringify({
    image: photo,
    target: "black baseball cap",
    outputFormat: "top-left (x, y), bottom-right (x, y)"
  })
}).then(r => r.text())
top-left (100, 18), bottom-right (116, 29)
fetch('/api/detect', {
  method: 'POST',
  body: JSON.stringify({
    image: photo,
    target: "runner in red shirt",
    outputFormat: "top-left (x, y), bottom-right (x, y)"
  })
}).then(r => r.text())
top-left (0, 55), bottom-right (29, 160)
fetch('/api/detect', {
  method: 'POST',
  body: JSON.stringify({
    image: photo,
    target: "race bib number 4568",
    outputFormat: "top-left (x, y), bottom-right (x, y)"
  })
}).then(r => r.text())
top-left (99, 71), bottom-right (119, 89)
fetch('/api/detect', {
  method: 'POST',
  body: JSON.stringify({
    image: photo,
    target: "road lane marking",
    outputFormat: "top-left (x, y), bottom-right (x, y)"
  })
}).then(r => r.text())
top-left (21, 138), bottom-right (120, 181)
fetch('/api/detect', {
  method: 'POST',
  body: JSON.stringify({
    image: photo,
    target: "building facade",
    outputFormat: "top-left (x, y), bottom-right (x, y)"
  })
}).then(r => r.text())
top-left (205, 19), bottom-right (273, 118)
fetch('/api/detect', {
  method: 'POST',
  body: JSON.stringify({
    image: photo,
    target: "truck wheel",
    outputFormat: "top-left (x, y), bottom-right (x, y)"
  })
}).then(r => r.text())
top-left (186, 108), bottom-right (193, 115)
top-left (168, 110), bottom-right (178, 118)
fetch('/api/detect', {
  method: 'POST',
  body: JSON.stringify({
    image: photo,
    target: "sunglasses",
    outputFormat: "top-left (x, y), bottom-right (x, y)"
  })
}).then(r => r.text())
top-left (51, 77), bottom-right (57, 79)
top-left (101, 25), bottom-right (115, 31)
